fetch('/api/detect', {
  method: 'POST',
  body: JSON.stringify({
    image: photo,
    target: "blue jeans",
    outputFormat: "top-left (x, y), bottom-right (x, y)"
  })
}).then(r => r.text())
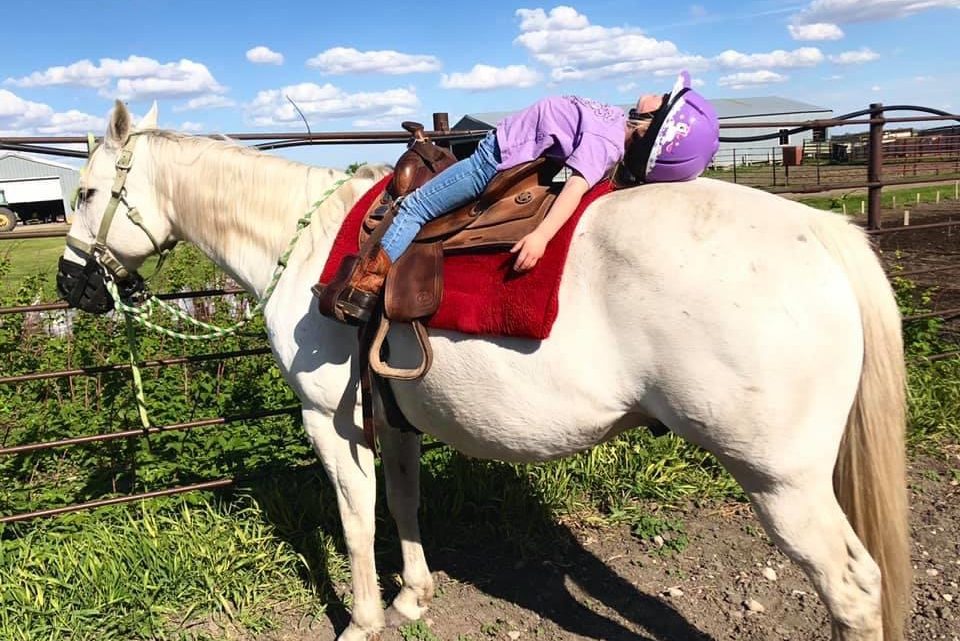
top-left (381, 131), bottom-right (501, 261)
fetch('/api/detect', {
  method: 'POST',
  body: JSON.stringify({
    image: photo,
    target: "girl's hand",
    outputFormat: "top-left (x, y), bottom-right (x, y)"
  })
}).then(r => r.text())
top-left (510, 231), bottom-right (549, 272)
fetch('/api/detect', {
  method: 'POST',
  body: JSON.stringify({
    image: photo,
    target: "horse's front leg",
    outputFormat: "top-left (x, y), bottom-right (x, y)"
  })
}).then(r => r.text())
top-left (379, 425), bottom-right (434, 626)
top-left (303, 406), bottom-right (384, 641)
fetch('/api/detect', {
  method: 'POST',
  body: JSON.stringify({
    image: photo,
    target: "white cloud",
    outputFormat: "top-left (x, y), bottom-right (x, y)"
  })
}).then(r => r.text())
top-left (0, 89), bottom-right (52, 123)
top-left (246, 46), bottom-right (284, 65)
top-left (715, 47), bottom-right (824, 69)
top-left (246, 82), bottom-right (419, 127)
top-left (553, 55), bottom-right (710, 82)
top-left (717, 70), bottom-right (789, 89)
top-left (307, 47), bottom-right (441, 75)
top-left (440, 64), bottom-right (541, 90)
top-left (516, 5), bottom-right (590, 30)
top-left (872, 84), bottom-right (882, 91)
top-left (513, 6), bottom-right (709, 81)
top-left (5, 55), bottom-right (226, 101)
top-left (0, 89), bottom-right (105, 135)
top-left (791, 0), bottom-right (960, 26)
top-left (788, 22), bottom-right (845, 40)
top-left (173, 95), bottom-right (237, 112)
top-left (352, 106), bottom-right (418, 128)
top-left (35, 110), bottom-right (107, 135)
top-left (829, 48), bottom-right (880, 64)
top-left (177, 121), bottom-right (204, 132)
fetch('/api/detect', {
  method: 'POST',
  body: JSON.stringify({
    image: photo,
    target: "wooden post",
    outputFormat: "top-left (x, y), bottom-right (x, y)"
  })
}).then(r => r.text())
top-left (816, 144), bottom-right (821, 185)
top-left (867, 103), bottom-right (884, 230)
top-left (903, 209), bottom-right (910, 226)
top-left (432, 112), bottom-right (450, 148)
top-left (860, 200), bottom-right (865, 215)
top-left (732, 149), bottom-right (738, 183)
top-left (916, 192), bottom-right (921, 204)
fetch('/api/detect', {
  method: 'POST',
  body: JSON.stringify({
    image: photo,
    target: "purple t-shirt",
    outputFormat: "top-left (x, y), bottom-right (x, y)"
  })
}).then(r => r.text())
top-left (494, 96), bottom-right (626, 187)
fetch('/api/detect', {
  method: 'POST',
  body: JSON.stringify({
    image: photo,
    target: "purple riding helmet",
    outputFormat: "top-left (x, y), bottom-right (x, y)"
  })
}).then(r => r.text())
top-left (618, 70), bottom-right (720, 185)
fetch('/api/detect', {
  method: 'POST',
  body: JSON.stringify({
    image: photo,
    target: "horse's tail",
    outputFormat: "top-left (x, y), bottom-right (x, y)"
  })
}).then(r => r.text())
top-left (811, 213), bottom-right (911, 641)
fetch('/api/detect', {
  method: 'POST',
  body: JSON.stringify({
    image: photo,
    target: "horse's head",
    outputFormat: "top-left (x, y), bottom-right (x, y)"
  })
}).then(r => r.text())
top-left (57, 100), bottom-right (175, 314)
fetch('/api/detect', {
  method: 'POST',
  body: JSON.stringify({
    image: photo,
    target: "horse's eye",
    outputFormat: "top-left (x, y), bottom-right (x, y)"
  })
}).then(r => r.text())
top-left (70, 188), bottom-right (96, 211)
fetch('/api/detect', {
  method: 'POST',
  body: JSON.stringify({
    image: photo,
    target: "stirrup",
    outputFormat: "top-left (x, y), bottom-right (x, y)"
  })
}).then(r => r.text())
top-left (369, 316), bottom-right (432, 381)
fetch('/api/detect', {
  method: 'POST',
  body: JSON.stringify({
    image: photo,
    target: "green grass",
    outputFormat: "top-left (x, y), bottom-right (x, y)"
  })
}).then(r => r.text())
top-left (797, 182), bottom-right (960, 214)
top-left (907, 357), bottom-right (960, 444)
top-left (0, 237), bottom-right (66, 299)
top-left (0, 497), bottom-right (320, 641)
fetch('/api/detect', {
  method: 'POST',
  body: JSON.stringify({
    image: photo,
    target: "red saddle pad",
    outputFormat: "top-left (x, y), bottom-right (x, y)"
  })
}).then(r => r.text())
top-left (319, 174), bottom-right (614, 340)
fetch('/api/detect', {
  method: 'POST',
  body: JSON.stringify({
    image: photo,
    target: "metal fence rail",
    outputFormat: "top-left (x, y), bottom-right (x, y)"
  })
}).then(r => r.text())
top-left (0, 407), bottom-right (298, 457)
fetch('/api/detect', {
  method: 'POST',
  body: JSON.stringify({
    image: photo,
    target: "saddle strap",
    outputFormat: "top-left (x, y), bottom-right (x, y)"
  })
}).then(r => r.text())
top-left (358, 317), bottom-right (380, 453)
top-left (359, 306), bottom-right (423, 455)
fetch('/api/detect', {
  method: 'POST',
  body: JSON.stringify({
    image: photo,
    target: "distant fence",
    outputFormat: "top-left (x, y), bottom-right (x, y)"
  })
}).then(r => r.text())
top-left (2, 104), bottom-right (959, 523)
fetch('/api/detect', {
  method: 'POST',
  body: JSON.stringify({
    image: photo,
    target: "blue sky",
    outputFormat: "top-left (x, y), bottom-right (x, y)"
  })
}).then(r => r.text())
top-left (2, 0), bottom-right (958, 168)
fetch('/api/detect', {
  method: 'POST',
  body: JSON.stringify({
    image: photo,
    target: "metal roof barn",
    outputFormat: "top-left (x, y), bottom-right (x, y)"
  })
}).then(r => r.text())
top-left (0, 153), bottom-right (79, 227)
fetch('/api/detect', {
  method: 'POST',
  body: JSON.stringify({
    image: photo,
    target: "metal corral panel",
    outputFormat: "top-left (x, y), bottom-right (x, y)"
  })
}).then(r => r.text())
top-left (0, 153), bottom-right (80, 215)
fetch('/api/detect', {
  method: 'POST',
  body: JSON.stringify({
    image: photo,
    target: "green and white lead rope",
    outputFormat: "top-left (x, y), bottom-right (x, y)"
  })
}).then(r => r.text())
top-left (106, 176), bottom-right (351, 429)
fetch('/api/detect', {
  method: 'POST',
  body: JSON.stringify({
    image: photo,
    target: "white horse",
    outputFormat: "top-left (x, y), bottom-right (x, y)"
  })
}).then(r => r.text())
top-left (59, 101), bottom-right (910, 641)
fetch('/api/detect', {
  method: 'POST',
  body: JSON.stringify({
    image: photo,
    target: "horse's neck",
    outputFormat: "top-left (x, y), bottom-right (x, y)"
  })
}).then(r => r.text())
top-left (157, 139), bottom-right (349, 298)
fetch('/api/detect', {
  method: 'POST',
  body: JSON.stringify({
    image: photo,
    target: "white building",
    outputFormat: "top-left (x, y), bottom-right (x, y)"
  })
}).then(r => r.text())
top-left (0, 153), bottom-right (80, 230)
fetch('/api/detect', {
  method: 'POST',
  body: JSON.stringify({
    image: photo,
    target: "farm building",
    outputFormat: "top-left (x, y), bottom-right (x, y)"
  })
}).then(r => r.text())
top-left (0, 153), bottom-right (79, 231)
top-left (450, 95), bottom-right (833, 169)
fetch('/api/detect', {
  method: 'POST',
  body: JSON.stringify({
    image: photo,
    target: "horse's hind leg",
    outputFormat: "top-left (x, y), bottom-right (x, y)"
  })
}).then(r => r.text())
top-left (734, 465), bottom-right (883, 641)
top-left (379, 426), bottom-right (434, 626)
top-left (303, 407), bottom-right (384, 641)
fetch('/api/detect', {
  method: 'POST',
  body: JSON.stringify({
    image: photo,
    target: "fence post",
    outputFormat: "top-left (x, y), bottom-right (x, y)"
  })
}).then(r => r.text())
top-left (771, 148), bottom-right (776, 187)
top-left (432, 112), bottom-right (450, 147)
top-left (867, 103), bottom-right (884, 230)
top-left (816, 144), bottom-right (821, 185)
top-left (732, 148), bottom-right (737, 183)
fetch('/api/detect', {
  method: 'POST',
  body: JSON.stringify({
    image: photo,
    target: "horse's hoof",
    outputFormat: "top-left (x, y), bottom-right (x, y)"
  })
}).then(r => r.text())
top-left (336, 624), bottom-right (383, 641)
top-left (385, 605), bottom-right (415, 628)
top-left (385, 585), bottom-right (430, 627)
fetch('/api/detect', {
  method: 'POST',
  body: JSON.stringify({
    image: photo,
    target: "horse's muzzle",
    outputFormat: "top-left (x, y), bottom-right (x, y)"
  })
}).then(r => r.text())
top-left (56, 256), bottom-right (144, 315)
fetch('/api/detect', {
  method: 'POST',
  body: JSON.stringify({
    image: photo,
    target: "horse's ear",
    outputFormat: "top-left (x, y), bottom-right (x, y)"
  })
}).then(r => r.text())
top-left (139, 101), bottom-right (159, 130)
top-left (106, 99), bottom-right (132, 148)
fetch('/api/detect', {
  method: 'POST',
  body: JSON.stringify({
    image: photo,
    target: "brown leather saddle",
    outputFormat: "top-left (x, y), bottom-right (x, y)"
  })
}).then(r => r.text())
top-left (354, 121), bottom-right (563, 381)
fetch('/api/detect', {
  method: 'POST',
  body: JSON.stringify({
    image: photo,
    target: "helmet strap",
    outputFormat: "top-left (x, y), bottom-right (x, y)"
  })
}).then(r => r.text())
top-left (619, 88), bottom-right (690, 185)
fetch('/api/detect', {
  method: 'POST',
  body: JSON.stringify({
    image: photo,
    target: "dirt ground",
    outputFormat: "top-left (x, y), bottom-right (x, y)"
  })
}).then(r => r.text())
top-left (238, 448), bottom-right (958, 641)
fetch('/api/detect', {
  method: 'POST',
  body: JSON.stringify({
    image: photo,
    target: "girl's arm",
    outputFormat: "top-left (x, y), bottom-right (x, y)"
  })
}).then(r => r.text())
top-left (510, 173), bottom-right (589, 271)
